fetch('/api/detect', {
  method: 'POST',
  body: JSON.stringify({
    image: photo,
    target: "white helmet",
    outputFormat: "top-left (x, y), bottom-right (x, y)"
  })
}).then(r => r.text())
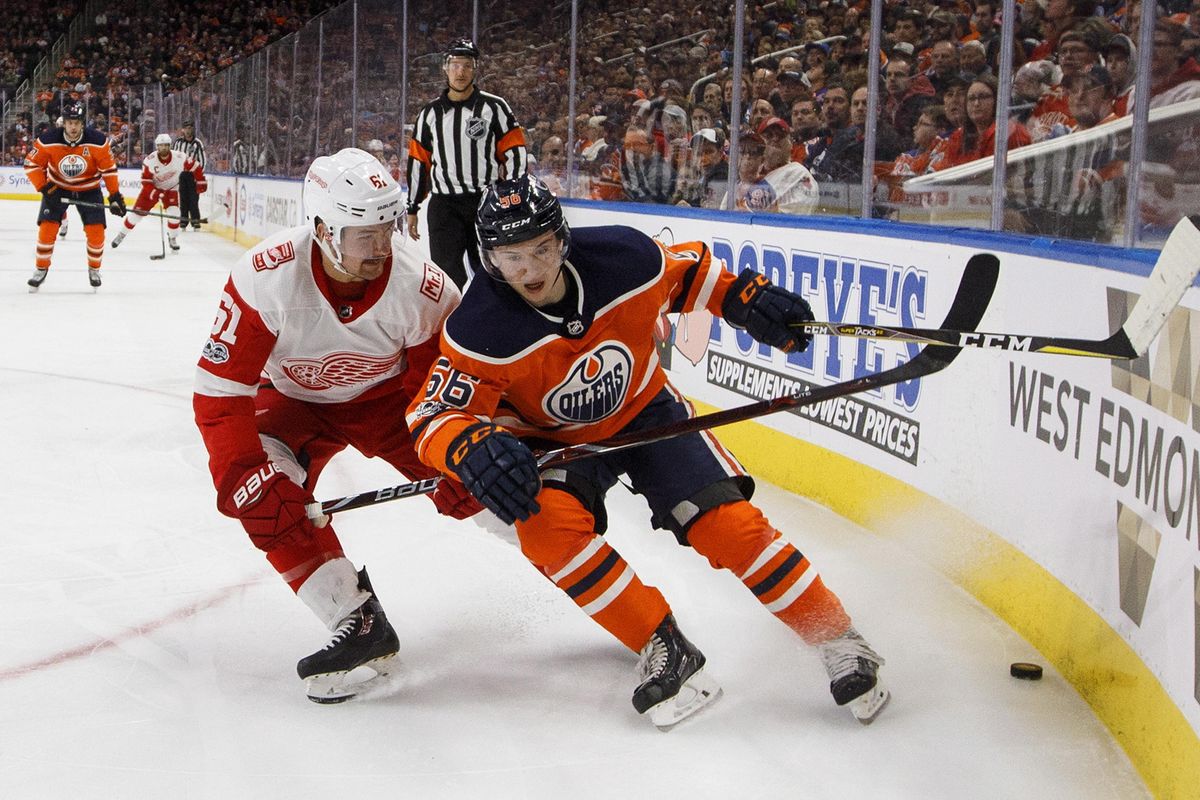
top-left (366, 138), bottom-right (384, 152)
top-left (303, 147), bottom-right (403, 274)
top-left (154, 133), bottom-right (172, 146)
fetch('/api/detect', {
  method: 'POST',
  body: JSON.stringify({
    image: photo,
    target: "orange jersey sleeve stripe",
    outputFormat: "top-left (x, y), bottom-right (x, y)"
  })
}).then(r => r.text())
top-left (495, 127), bottom-right (527, 157)
top-left (407, 138), bottom-right (432, 165)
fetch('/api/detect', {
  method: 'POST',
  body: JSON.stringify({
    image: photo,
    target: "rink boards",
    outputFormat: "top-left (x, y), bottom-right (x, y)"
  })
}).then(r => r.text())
top-left (5, 165), bottom-right (1195, 796)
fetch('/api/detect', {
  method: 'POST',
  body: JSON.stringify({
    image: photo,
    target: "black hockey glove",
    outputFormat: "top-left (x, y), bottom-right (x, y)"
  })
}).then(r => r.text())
top-left (40, 184), bottom-right (58, 198)
top-left (447, 422), bottom-right (542, 525)
top-left (108, 192), bottom-right (126, 217)
top-left (721, 268), bottom-right (814, 354)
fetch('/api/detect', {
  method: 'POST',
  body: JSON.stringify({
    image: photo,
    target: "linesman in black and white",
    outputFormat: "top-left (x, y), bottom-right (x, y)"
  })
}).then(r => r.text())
top-left (173, 119), bottom-right (206, 230)
top-left (405, 37), bottom-right (527, 288)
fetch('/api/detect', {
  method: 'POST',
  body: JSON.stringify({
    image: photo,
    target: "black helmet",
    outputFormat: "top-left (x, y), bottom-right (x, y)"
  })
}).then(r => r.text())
top-left (61, 102), bottom-right (85, 121)
top-left (446, 38), bottom-right (480, 61)
top-left (476, 175), bottom-right (570, 278)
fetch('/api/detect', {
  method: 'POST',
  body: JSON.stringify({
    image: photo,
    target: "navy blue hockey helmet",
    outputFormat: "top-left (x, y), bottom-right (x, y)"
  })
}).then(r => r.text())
top-left (61, 102), bottom-right (85, 121)
top-left (446, 38), bottom-right (480, 61)
top-left (476, 175), bottom-right (571, 278)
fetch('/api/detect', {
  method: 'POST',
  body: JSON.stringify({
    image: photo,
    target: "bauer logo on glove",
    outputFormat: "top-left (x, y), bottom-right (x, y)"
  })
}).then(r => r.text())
top-left (232, 461), bottom-right (283, 509)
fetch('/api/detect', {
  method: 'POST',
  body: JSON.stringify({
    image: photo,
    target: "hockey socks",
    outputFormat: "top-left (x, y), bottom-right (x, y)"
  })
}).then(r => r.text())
top-left (519, 489), bottom-right (669, 652)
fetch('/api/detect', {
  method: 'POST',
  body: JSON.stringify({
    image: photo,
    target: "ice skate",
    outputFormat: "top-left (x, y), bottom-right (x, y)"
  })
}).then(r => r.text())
top-left (168, 232), bottom-right (180, 252)
top-left (88, 269), bottom-right (102, 290)
top-left (111, 231), bottom-right (125, 249)
top-left (58, 220), bottom-right (68, 238)
top-left (297, 567), bottom-right (400, 704)
top-left (27, 268), bottom-right (48, 292)
top-left (818, 626), bottom-right (890, 725)
top-left (632, 613), bottom-right (721, 730)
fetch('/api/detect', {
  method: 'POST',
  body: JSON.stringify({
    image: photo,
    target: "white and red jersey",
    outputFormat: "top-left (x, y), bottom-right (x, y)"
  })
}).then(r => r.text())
top-left (194, 225), bottom-right (460, 486)
top-left (141, 150), bottom-right (206, 193)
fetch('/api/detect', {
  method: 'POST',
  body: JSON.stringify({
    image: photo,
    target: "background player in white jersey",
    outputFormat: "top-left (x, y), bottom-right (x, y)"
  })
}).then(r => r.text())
top-left (193, 148), bottom-right (480, 703)
top-left (408, 176), bottom-right (888, 729)
top-left (112, 133), bottom-right (206, 252)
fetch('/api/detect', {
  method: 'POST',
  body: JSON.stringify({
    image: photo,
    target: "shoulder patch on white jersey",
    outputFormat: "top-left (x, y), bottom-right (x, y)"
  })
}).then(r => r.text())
top-left (252, 241), bottom-right (297, 272)
top-left (420, 262), bottom-right (445, 302)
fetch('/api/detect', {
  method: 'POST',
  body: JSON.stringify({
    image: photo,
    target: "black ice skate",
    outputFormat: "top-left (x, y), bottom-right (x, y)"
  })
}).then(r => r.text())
top-left (27, 268), bottom-right (48, 292)
top-left (297, 567), bottom-right (400, 704)
top-left (88, 269), bottom-right (102, 290)
top-left (818, 626), bottom-right (890, 725)
top-left (632, 613), bottom-right (721, 730)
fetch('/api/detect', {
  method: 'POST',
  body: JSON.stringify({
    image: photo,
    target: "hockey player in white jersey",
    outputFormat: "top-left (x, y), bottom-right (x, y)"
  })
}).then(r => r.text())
top-left (193, 147), bottom-right (480, 703)
top-left (111, 133), bottom-right (205, 252)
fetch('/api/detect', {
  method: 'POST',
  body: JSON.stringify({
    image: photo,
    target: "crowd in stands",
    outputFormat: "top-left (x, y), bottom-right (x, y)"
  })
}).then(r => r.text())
top-left (1, 0), bottom-right (340, 169)
top-left (3, 0), bottom-right (1200, 241)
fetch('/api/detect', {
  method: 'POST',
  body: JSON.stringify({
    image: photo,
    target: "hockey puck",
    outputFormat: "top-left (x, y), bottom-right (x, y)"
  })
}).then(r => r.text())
top-left (1010, 662), bottom-right (1043, 680)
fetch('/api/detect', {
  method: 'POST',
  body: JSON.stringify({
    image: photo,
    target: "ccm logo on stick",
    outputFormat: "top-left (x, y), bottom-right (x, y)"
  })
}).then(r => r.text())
top-left (958, 333), bottom-right (1033, 350)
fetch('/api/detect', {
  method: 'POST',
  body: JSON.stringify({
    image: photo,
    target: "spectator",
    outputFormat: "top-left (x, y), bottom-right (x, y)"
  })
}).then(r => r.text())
top-left (674, 126), bottom-right (728, 208)
top-left (884, 48), bottom-right (936, 150)
top-left (940, 75), bottom-right (1032, 168)
top-left (620, 126), bottom-right (675, 204)
top-left (1104, 34), bottom-right (1137, 116)
top-left (756, 116), bottom-right (820, 214)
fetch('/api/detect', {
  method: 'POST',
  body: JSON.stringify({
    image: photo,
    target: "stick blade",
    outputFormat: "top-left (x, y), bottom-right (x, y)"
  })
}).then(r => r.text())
top-left (1122, 215), bottom-right (1200, 357)
top-left (922, 252), bottom-right (1000, 368)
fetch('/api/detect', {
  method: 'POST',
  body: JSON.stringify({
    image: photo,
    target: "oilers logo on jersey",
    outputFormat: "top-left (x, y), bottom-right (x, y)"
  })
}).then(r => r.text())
top-left (543, 342), bottom-right (631, 424)
top-left (58, 154), bottom-right (87, 179)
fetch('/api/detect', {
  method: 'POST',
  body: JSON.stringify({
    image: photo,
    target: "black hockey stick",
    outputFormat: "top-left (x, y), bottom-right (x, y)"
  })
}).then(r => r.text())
top-left (305, 252), bottom-right (1000, 521)
top-left (792, 215), bottom-right (1200, 360)
top-left (149, 210), bottom-right (166, 261)
top-left (62, 197), bottom-right (208, 224)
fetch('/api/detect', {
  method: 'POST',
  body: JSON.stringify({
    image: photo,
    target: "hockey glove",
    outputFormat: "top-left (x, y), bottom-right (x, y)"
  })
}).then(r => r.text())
top-left (40, 184), bottom-right (58, 198)
top-left (430, 476), bottom-right (485, 520)
top-left (108, 192), bottom-right (127, 217)
top-left (721, 268), bottom-right (814, 353)
top-left (446, 422), bottom-right (542, 525)
top-left (219, 462), bottom-right (317, 551)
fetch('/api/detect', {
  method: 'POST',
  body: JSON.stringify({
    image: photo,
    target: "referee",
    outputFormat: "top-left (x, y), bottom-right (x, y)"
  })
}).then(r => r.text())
top-left (173, 119), bottom-right (206, 230)
top-left (405, 38), bottom-right (527, 288)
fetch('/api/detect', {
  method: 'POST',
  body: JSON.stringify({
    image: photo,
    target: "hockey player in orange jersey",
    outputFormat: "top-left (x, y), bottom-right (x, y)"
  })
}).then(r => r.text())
top-left (24, 102), bottom-right (125, 292)
top-left (407, 175), bottom-right (890, 729)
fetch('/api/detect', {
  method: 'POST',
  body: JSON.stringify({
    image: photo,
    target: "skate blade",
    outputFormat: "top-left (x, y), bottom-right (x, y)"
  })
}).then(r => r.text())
top-left (304, 653), bottom-right (400, 705)
top-left (644, 667), bottom-right (723, 731)
top-left (850, 683), bottom-right (891, 725)
top-left (28, 285), bottom-right (40, 293)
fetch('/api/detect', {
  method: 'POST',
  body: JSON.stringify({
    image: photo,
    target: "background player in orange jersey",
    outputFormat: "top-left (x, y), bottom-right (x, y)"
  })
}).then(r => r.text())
top-left (24, 102), bottom-right (125, 292)
top-left (407, 175), bottom-right (890, 730)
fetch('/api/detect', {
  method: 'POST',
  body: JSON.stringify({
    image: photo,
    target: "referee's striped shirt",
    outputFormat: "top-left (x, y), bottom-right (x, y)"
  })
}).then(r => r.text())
top-left (172, 136), bottom-right (206, 169)
top-left (406, 88), bottom-right (527, 213)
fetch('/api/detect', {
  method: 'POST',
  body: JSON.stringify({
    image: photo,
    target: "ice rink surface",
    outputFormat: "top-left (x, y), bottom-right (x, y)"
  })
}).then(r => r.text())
top-left (0, 198), bottom-right (1149, 798)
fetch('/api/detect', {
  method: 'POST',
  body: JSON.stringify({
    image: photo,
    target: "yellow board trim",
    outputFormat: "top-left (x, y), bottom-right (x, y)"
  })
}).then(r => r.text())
top-left (694, 400), bottom-right (1200, 800)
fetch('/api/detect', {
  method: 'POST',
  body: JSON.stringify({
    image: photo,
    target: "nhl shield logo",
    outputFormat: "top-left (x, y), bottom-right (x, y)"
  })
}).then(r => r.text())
top-left (465, 117), bottom-right (487, 140)
top-left (566, 319), bottom-right (585, 336)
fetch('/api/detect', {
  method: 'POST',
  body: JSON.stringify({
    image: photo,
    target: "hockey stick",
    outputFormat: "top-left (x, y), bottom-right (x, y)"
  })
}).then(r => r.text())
top-left (792, 215), bottom-right (1200, 360)
top-left (62, 197), bottom-right (208, 224)
top-left (149, 207), bottom-right (166, 261)
top-left (304, 252), bottom-right (1000, 520)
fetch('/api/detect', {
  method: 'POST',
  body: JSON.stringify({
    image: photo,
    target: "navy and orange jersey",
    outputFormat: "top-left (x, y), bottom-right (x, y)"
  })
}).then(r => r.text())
top-left (405, 88), bottom-right (527, 211)
top-left (24, 127), bottom-right (119, 195)
top-left (407, 225), bottom-right (740, 475)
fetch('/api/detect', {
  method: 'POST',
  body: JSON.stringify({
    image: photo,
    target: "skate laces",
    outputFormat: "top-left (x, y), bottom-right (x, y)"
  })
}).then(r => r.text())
top-left (819, 628), bottom-right (884, 680)
top-left (637, 633), bottom-right (669, 681)
top-left (322, 611), bottom-right (361, 652)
